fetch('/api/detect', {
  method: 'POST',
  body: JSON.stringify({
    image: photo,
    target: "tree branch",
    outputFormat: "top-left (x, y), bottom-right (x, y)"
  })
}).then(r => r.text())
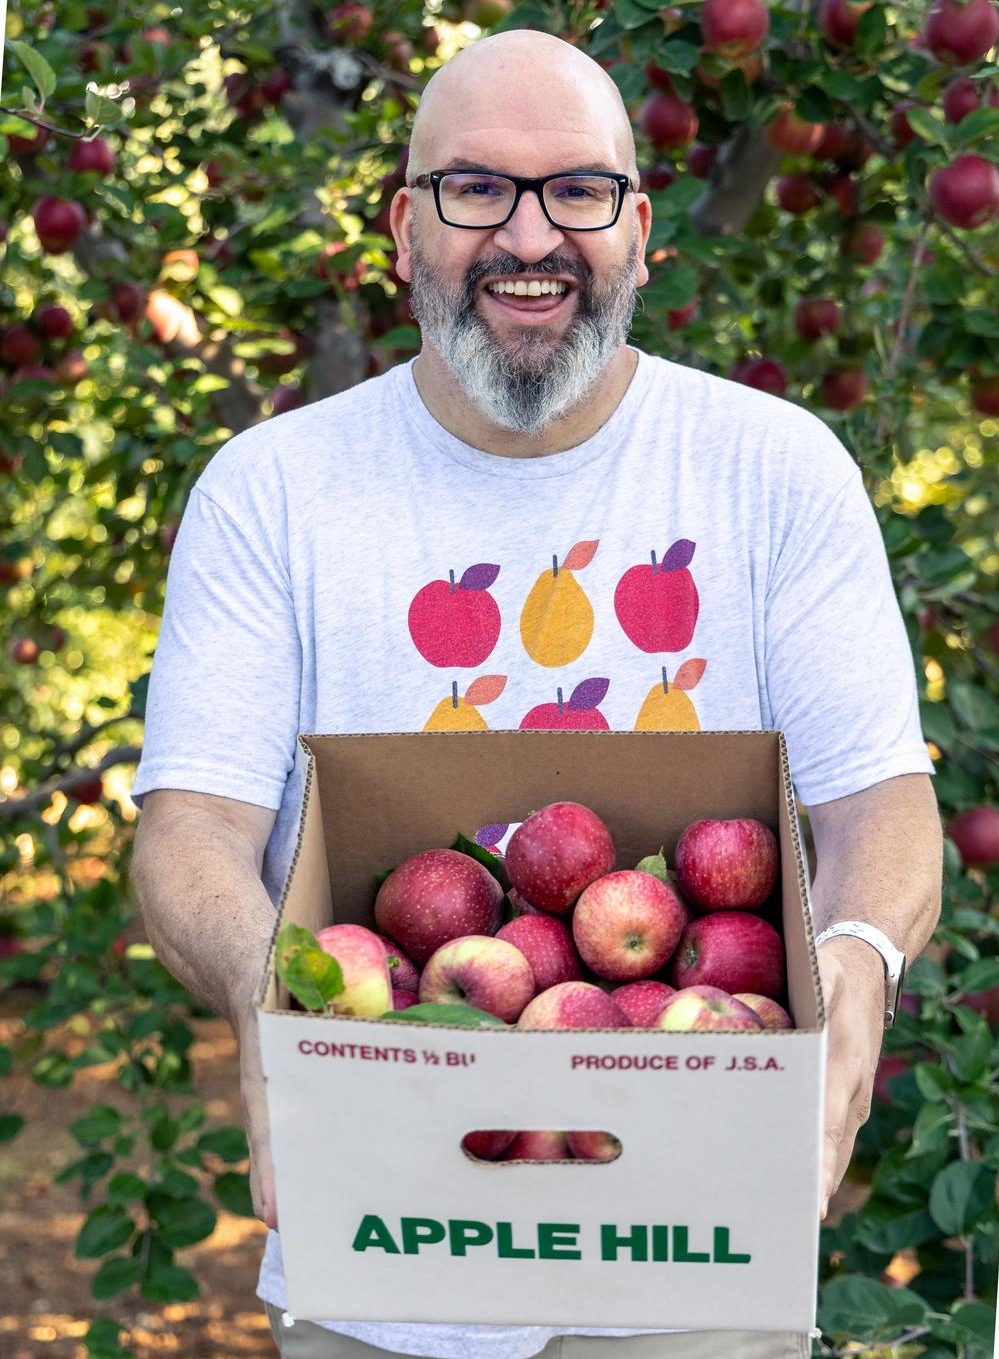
top-left (0, 745), bottom-right (143, 822)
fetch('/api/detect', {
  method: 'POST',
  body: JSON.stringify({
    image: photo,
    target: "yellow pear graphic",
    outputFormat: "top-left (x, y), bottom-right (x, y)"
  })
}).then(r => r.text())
top-left (520, 539), bottom-right (599, 668)
top-left (423, 675), bottom-right (506, 731)
top-left (634, 659), bottom-right (706, 731)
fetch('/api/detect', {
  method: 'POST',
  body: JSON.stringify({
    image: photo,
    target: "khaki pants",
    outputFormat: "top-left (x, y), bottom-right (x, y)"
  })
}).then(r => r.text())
top-left (264, 1307), bottom-right (811, 1359)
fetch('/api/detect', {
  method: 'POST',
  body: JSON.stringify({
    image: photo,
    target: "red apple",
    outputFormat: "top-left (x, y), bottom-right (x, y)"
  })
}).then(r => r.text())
top-left (794, 297), bottom-right (841, 341)
top-left (818, 0), bottom-right (874, 48)
top-left (667, 299), bottom-right (699, 330)
top-left (8, 637), bottom-right (40, 664)
top-left (1, 326), bottom-right (42, 368)
top-left (819, 366), bottom-right (869, 411)
top-left (505, 801), bottom-right (616, 916)
top-left (571, 870), bottom-right (688, 981)
top-left (776, 173), bottom-right (821, 215)
top-left (890, 101), bottom-right (922, 148)
top-left (947, 806), bottom-right (999, 867)
top-left (419, 934), bottom-right (534, 1022)
top-left (374, 847), bottom-right (504, 965)
top-left (565, 1130), bottom-right (622, 1161)
top-left (462, 1129), bottom-right (518, 1160)
top-left (611, 979), bottom-right (677, 1026)
top-left (376, 933), bottom-right (420, 993)
top-left (519, 678), bottom-right (611, 730)
top-left (270, 383), bottom-right (304, 415)
top-left (733, 992), bottom-right (793, 1030)
top-left (68, 135), bottom-right (116, 176)
top-left (686, 144), bottom-right (718, 179)
top-left (112, 282), bottom-right (146, 324)
top-left (327, 2), bottom-right (374, 42)
top-left (842, 221), bottom-right (885, 265)
top-left (639, 92), bottom-right (698, 152)
top-left (68, 775), bottom-right (105, 805)
top-left (970, 373), bottom-right (999, 415)
top-left (517, 981), bottom-right (630, 1030)
top-left (314, 922), bottom-right (393, 1017)
top-left (33, 197), bottom-right (87, 254)
top-left (675, 817), bottom-right (778, 911)
top-left (614, 539), bottom-right (699, 652)
top-left (496, 914), bottom-right (584, 991)
top-left (657, 984), bottom-right (764, 1032)
top-left (943, 75), bottom-right (982, 123)
top-left (924, 0), bottom-right (999, 65)
top-left (502, 1129), bottom-right (571, 1161)
top-left (764, 106), bottom-right (825, 155)
top-left (670, 912), bottom-right (786, 998)
top-left (408, 564), bottom-right (501, 667)
top-left (928, 155), bottom-right (999, 229)
top-left (699, 0), bottom-right (769, 58)
top-left (729, 357), bottom-right (788, 396)
top-left (55, 350), bottom-right (89, 385)
top-left (392, 988), bottom-right (420, 1010)
top-left (34, 304), bottom-right (74, 340)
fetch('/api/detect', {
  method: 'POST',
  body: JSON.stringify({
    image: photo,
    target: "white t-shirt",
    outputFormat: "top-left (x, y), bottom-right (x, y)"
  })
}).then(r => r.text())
top-left (133, 351), bottom-right (932, 1358)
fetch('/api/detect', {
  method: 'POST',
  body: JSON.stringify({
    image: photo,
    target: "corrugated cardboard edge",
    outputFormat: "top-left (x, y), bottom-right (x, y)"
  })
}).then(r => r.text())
top-left (777, 730), bottom-right (825, 1030)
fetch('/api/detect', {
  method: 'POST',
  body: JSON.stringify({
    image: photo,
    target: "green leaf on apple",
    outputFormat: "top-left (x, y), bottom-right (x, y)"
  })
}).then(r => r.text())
top-left (379, 1002), bottom-right (508, 1028)
top-left (634, 848), bottom-right (669, 881)
top-left (450, 833), bottom-right (505, 882)
top-left (274, 922), bottom-right (343, 1012)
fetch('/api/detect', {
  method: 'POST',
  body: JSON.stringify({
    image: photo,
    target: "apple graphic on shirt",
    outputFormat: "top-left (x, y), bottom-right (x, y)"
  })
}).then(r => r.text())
top-left (614, 539), bottom-right (699, 652)
top-left (408, 563), bottom-right (501, 667)
top-left (520, 678), bottom-right (610, 730)
top-left (634, 659), bottom-right (706, 731)
top-left (423, 675), bottom-right (507, 731)
top-left (520, 539), bottom-right (599, 667)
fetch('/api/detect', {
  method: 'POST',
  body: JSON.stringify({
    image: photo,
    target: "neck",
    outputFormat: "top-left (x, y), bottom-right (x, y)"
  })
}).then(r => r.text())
top-left (411, 345), bottom-right (638, 458)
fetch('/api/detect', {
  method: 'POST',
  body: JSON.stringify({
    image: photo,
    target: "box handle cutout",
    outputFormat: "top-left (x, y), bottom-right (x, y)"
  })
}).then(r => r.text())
top-left (462, 1130), bottom-right (622, 1163)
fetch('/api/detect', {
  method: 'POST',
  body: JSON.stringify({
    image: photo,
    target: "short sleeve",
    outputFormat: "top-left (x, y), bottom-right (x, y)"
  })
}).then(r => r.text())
top-left (131, 484), bottom-right (302, 810)
top-left (763, 470), bottom-right (933, 806)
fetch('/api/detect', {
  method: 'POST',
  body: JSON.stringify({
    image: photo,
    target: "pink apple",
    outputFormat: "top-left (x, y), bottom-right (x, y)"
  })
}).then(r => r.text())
top-left (947, 806), bottom-right (999, 867)
top-left (611, 979), bottom-right (677, 1027)
top-left (419, 934), bottom-right (535, 1023)
top-left (376, 933), bottom-right (420, 992)
top-left (571, 870), bottom-right (689, 982)
top-left (657, 985), bottom-right (764, 1032)
top-left (520, 677), bottom-right (610, 730)
top-left (408, 564), bottom-right (501, 667)
top-left (670, 913), bottom-right (786, 999)
top-left (392, 988), bottom-right (420, 1010)
top-left (505, 801), bottom-right (616, 917)
top-left (502, 1129), bottom-right (571, 1161)
top-left (614, 540), bottom-right (699, 653)
top-left (924, 0), bottom-right (999, 65)
top-left (566, 1130), bottom-right (622, 1161)
top-left (674, 817), bottom-right (778, 911)
top-left (462, 1129), bottom-right (518, 1160)
top-left (700, 0), bottom-right (769, 58)
top-left (517, 981), bottom-right (630, 1030)
top-left (314, 923), bottom-right (393, 1017)
top-left (374, 848), bottom-right (504, 966)
top-left (733, 992), bottom-right (793, 1030)
top-left (496, 914), bottom-right (584, 991)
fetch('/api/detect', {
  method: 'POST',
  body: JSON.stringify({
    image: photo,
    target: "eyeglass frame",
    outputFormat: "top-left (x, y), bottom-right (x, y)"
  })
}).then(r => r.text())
top-left (410, 169), bottom-right (636, 232)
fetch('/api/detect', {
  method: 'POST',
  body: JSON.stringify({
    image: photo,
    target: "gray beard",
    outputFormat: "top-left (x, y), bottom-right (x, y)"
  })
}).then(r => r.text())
top-left (408, 243), bottom-right (639, 437)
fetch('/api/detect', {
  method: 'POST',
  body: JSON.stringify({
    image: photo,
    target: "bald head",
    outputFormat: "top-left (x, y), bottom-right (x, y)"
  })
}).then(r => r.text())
top-left (409, 31), bottom-right (639, 181)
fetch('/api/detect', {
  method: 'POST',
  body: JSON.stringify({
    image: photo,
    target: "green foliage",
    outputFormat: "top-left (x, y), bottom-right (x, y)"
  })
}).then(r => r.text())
top-left (2, 0), bottom-right (998, 1353)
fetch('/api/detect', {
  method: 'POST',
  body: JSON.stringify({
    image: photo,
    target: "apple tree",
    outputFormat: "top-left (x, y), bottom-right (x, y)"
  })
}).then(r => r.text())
top-left (1, 0), bottom-right (998, 1354)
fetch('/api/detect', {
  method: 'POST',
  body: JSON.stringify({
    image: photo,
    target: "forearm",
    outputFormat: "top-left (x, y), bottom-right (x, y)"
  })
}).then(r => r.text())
top-left (807, 773), bottom-right (943, 963)
top-left (131, 790), bottom-right (278, 1032)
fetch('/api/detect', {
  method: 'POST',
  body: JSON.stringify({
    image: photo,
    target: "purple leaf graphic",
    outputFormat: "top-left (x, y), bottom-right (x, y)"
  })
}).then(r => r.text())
top-left (460, 563), bottom-right (501, 591)
top-left (660, 539), bottom-right (696, 572)
top-left (568, 678), bottom-right (610, 711)
top-left (475, 823), bottom-right (509, 848)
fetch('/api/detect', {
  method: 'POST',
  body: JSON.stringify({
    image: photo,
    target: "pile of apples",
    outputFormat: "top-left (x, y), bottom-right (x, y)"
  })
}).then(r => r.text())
top-left (313, 800), bottom-right (791, 1160)
top-left (315, 800), bottom-right (791, 1031)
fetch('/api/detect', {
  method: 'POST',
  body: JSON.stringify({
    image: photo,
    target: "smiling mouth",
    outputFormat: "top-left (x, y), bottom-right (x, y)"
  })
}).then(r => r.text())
top-left (486, 279), bottom-right (569, 298)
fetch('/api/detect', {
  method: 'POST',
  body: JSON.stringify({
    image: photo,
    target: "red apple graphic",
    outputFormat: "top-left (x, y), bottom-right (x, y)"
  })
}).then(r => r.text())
top-left (615, 539), bottom-right (699, 652)
top-left (520, 678), bottom-right (610, 729)
top-left (409, 563), bottom-right (501, 667)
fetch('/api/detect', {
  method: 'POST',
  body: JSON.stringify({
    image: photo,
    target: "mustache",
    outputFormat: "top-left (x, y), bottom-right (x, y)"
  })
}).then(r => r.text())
top-left (459, 252), bottom-right (592, 311)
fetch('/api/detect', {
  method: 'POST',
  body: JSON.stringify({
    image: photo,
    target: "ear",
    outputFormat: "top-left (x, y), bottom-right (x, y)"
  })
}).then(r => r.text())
top-left (390, 186), bottom-right (414, 284)
top-left (634, 192), bottom-right (653, 288)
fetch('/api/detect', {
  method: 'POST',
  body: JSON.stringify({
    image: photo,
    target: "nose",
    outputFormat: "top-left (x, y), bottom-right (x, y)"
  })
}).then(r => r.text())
top-left (492, 187), bottom-right (566, 263)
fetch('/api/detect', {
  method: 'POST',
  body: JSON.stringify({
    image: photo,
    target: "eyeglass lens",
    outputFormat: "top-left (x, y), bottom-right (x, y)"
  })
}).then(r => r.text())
top-left (437, 173), bottom-right (621, 228)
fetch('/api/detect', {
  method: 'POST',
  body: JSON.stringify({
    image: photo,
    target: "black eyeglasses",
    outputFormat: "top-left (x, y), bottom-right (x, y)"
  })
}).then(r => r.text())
top-left (411, 170), bottom-right (634, 231)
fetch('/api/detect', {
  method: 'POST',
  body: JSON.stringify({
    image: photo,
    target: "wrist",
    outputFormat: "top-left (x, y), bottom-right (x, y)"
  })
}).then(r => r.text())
top-left (814, 921), bottom-right (906, 1027)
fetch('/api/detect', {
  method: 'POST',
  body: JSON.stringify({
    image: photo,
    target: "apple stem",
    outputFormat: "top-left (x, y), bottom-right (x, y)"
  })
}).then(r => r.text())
top-left (661, 665), bottom-right (669, 694)
top-left (552, 553), bottom-right (559, 578)
top-left (451, 680), bottom-right (459, 709)
top-left (650, 549), bottom-right (658, 574)
top-left (449, 569), bottom-right (456, 592)
top-left (556, 686), bottom-right (564, 714)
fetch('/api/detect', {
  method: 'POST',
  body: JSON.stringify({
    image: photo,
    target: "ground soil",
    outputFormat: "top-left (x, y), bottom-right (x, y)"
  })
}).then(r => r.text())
top-left (1, 989), bottom-right (276, 1359)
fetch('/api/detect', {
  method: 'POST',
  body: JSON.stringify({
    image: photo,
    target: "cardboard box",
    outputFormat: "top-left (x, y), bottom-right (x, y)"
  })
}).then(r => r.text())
top-left (258, 730), bottom-right (826, 1331)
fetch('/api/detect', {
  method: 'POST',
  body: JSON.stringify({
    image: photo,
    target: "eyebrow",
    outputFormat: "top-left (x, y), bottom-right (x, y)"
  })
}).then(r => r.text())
top-left (435, 159), bottom-right (621, 175)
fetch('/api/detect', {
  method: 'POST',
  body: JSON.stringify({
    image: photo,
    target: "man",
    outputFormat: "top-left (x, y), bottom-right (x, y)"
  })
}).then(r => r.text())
top-left (131, 28), bottom-right (942, 1359)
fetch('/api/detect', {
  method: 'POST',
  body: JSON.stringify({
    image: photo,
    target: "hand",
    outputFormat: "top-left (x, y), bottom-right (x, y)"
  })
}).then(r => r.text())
top-left (817, 936), bottom-right (886, 1219)
top-left (238, 1013), bottom-right (278, 1230)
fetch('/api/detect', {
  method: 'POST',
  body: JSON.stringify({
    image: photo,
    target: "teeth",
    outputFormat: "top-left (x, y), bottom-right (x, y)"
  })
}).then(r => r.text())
top-left (488, 280), bottom-right (567, 297)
